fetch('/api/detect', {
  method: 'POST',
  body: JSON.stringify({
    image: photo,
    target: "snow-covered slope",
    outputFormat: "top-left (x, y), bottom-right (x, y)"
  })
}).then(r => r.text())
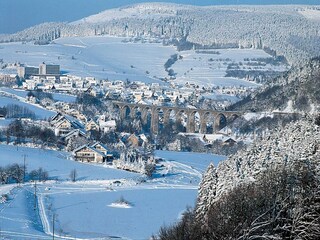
top-left (298, 8), bottom-right (320, 21)
top-left (0, 36), bottom-right (284, 88)
top-left (0, 144), bottom-right (139, 181)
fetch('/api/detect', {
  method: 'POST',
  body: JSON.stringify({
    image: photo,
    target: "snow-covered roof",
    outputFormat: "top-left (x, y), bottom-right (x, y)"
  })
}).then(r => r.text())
top-left (64, 129), bottom-right (87, 139)
top-left (139, 134), bottom-right (148, 142)
top-left (100, 120), bottom-right (116, 127)
top-left (91, 142), bottom-right (109, 152)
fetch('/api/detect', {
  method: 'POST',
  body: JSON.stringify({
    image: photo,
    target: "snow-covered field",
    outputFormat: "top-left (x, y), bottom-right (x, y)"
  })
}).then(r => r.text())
top-left (39, 185), bottom-right (197, 239)
top-left (153, 150), bottom-right (226, 185)
top-left (171, 48), bottom-right (287, 88)
top-left (0, 145), bottom-right (226, 239)
top-left (0, 36), bottom-right (176, 84)
top-left (0, 36), bottom-right (287, 88)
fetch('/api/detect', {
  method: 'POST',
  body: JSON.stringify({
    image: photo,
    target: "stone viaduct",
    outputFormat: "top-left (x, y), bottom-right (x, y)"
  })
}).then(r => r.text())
top-left (113, 101), bottom-right (244, 134)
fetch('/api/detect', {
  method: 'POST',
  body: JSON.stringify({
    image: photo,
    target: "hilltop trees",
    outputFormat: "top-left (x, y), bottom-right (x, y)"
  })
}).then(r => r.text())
top-left (315, 114), bottom-right (320, 126)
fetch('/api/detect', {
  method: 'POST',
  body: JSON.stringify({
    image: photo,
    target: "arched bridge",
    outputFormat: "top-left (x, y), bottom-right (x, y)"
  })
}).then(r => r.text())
top-left (113, 102), bottom-right (244, 134)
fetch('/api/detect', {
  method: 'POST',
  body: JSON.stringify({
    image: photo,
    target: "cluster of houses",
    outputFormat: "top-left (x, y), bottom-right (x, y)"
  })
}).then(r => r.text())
top-left (72, 133), bottom-right (150, 164)
top-left (49, 111), bottom-right (150, 164)
top-left (0, 74), bottom-right (16, 84)
top-left (13, 63), bottom-right (254, 108)
top-left (21, 73), bottom-right (200, 106)
top-left (213, 85), bottom-right (254, 97)
top-left (49, 106), bottom-right (116, 135)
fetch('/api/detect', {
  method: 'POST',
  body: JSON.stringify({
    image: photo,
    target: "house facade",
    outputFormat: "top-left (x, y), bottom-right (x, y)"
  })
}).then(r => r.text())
top-left (73, 145), bottom-right (105, 163)
top-left (73, 142), bottom-right (113, 163)
top-left (54, 118), bottom-right (74, 136)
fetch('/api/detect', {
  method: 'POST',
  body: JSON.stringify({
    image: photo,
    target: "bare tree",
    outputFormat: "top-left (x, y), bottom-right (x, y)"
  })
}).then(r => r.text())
top-left (29, 167), bottom-right (49, 182)
top-left (70, 169), bottom-right (77, 182)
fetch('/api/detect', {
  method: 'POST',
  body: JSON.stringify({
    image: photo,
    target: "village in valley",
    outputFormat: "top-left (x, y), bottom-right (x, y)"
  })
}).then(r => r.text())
top-left (0, 2), bottom-right (318, 238)
top-left (0, 61), bottom-right (257, 176)
top-left (0, 59), bottom-right (244, 239)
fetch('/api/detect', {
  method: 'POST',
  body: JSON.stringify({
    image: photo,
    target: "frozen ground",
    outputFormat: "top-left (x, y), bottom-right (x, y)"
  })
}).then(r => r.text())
top-left (155, 150), bottom-right (225, 169)
top-left (39, 185), bottom-right (197, 239)
top-left (0, 145), bottom-right (226, 239)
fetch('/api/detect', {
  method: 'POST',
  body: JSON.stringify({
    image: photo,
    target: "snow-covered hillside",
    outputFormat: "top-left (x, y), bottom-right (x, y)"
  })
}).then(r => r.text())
top-left (0, 36), bottom-right (176, 84)
top-left (228, 58), bottom-right (320, 113)
top-left (2, 3), bottom-right (319, 64)
top-left (0, 36), bottom-right (285, 89)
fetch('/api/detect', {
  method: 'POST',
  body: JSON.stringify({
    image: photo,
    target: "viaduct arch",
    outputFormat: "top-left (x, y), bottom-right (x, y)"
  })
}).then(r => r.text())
top-left (113, 101), bottom-right (243, 134)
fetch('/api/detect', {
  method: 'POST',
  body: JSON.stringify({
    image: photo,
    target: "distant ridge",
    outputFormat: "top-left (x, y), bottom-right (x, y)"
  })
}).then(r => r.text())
top-left (72, 2), bottom-right (191, 24)
top-left (1, 3), bottom-right (319, 65)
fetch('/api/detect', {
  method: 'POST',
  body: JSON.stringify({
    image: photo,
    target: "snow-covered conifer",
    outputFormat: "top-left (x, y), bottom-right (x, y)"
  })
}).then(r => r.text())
top-left (196, 162), bottom-right (217, 224)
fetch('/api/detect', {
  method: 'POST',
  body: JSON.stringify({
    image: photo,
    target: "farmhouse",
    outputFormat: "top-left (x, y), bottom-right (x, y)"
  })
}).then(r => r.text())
top-left (126, 133), bottom-right (140, 147)
top-left (51, 113), bottom-right (84, 136)
top-left (99, 119), bottom-right (116, 133)
top-left (73, 145), bottom-right (105, 163)
top-left (73, 142), bottom-right (113, 163)
top-left (64, 129), bottom-right (87, 142)
top-left (50, 112), bottom-right (64, 124)
top-left (54, 118), bottom-right (76, 136)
